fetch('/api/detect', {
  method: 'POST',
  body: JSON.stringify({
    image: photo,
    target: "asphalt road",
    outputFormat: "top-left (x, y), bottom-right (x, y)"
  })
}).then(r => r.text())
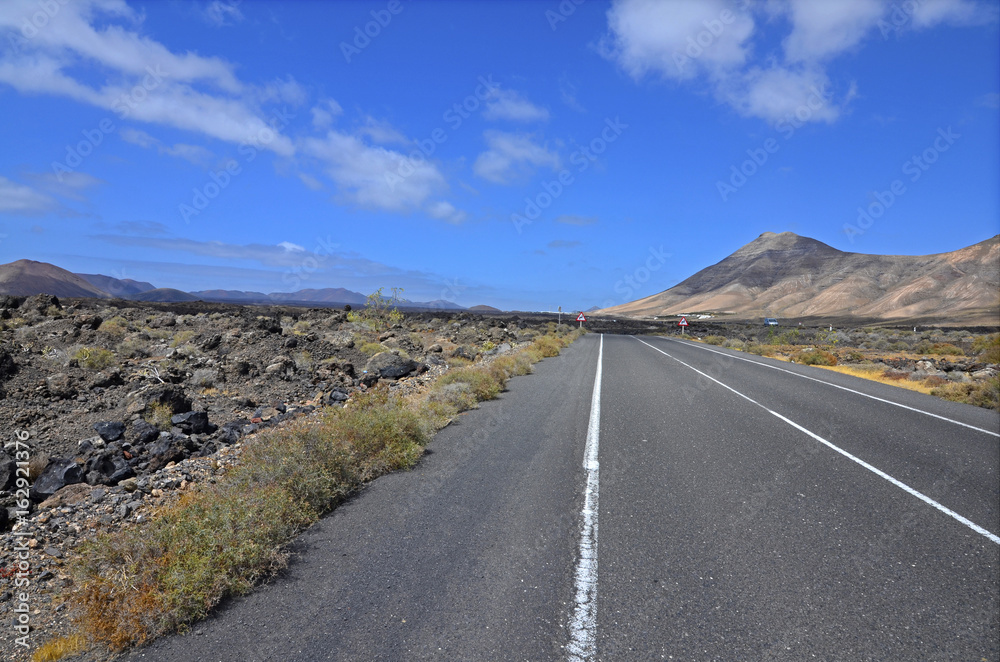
top-left (121, 333), bottom-right (999, 661)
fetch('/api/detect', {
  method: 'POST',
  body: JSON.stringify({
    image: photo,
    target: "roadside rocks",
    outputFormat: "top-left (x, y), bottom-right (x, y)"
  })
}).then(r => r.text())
top-left (29, 458), bottom-right (83, 502)
top-left (93, 421), bottom-right (126, 442)
top-left (365, 351), bottom-right (420, 381)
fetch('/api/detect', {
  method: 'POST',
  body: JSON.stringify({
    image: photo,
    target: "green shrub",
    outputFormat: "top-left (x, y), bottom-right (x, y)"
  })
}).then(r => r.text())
top-left (170, 330), bottom-right (196, 348)
top-left (117, 338), bottom-right (150, 359)
top-left (792, 349), bottom-right (837, 366)
top-left (702, 335), bottom-right (725, 345)
top-left (72, 389), bottom-right (426, 650)
top-left (932, 376), bottom-right (999, 411)
top-left (358, 342), bottom-right (384, 357)
top-left (144, 402), bottom-right (174, 430)
top-left (99, 317), bottom-right (129, 340)
top-left (73, 347), bottom-right (115, 370)
top-left (437, 366), bottom-right (503, 401)
top-left (972, 334), bottom-right (1000, 363)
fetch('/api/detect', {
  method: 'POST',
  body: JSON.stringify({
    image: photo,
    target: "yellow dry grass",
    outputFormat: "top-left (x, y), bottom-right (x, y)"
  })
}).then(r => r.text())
top-left (814, 364), bottom-right (937, 395)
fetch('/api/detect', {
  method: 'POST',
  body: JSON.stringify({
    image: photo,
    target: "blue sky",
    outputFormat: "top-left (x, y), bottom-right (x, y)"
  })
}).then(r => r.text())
top-left (0, 0), bottom-right (997, 311)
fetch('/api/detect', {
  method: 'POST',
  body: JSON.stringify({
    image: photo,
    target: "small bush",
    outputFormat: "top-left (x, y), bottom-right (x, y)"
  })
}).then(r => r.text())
top-left (190, 369), bottom-right (218, 389)
top-left (117, 338), bottom-right (150, 359)
top-left (170, 330), bottom-right (196, 348)
top-left (358, 342), bottom-right (384, 357)
top-left (793, 349), bottom-right (837, 366)
top-left (881, 369), bottom-right (910, 381)
top-left (972, 333), bottom-right (1000, 363)
top-left (293, 351), bottom-right (313, 372)
top-left (932, 376), bottom-right (999, 411)
top-left (73, 347), bottom-right (115, 370)
top-left (31, 634), bottom-right (88, 662)
top-left (438, 366), bottom-right (503, 401)
top-left (703, 335), bottom-right (725, 346)
top-left (99, 317), bottom-right (129, 340)
top-left (145, 402), bottom-right (174, 430)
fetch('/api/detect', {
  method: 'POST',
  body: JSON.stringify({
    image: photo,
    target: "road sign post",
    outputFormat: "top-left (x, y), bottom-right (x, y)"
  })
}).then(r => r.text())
top-left (678, 316), bottom-right (688, 334)
top-left (577, 312), bottom-right (587, 329)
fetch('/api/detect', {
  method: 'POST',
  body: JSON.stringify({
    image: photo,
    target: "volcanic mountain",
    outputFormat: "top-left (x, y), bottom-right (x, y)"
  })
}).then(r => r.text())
top-left (0, 260), bottom-right (110, 298)
top-left (601, 232), bottom-right (1000, 322)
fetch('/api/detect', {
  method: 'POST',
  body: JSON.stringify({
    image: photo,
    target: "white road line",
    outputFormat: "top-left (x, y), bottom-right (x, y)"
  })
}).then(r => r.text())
top-left (636, 338), bottom-right (1000, 546)
top-left (663, 337), bottom-right (999, 438)
top-left (567, 334), bottom-right (603, 661)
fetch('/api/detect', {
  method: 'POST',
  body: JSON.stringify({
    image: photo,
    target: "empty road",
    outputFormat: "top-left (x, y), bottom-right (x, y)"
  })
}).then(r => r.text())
top-left (124, 333), bottom-right (999, 661)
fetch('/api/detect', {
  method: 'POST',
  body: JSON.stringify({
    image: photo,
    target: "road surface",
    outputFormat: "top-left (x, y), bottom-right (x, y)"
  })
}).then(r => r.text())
top-left (122, 333), bottom-right (999, 661)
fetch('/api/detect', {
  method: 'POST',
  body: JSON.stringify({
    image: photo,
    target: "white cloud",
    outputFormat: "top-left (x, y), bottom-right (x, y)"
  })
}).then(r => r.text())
top-left (782, 0), bottom-right (884, 62)
top-left (303, 131), bottom-right (448, 213)
top-left (357, 116), bottom-right (410, 145)
top-left (555, 214), bottom-right (597, 226)
top-left (723, 66), bottom-right (841, 124)
top-left (278, 241), bottom-right (305, 252)
top-left (297, 172), bottom-right (325, 191)
top-left (0, 176), bottom-right (62, 215)
top-left (0, 0), bottom-right (295, 156)
top-left (120, 128), bottom-right (214, 166)
top-left (600, 0), bottom-right (856, 125)
top-left (311, 99), bottom-right (343, 129)
top-left (473, 131), bottom-right (560, 185)
top-left (426, 200), bottom-right (467, 224)
top-left (909, 0), bottom-right (984, 28)
top-left (601, 0), bottom-right (755, 81)
top-left (483, 89), bottom-right (550, 122)
top-left (203, 0), bottom-right (245, 27)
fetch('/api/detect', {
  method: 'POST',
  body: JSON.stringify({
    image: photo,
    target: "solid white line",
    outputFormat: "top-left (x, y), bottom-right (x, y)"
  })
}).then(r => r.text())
top-left (636, 338), bottom-right (1000, 546)
top-left (567, 334), bottom-right (603, 661)
top-left (663, 337), bottom-right (999, 438)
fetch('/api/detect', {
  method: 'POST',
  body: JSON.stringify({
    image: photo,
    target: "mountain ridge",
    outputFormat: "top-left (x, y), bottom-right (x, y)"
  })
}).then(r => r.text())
top-left (0, 260), bottom-right (466, 310)
top-left (601, 232), bottom-right (1000, 323)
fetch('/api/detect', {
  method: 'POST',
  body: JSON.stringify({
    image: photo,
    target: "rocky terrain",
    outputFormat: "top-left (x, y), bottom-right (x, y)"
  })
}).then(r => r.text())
top-left (0, 294), bottom-right (559, 659)
top-left (601, 232), bottom-right (1000, 324)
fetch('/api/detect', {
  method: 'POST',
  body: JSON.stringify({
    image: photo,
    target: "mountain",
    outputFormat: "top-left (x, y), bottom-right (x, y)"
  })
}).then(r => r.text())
top-left (266, 288), bottom-right (369, 305)
top-left (192, 289), bottom-right (274, 302)
top-left (469, 304), bottom-right (502, 312)
top-left (601, 232), bottom-right (1000, 322)
top-left (0, 260), bottom-right (110, 298)
top-left (128, 288), bottom-right (201, 302)
top-left (77, 273), bottom-right (157, 297)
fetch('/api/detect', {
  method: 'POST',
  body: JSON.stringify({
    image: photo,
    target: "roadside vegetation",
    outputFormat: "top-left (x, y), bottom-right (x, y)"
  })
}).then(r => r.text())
top-left (53, 325), bottom-right (584, 655)
top-left (687, 328), bottom-right (999, 411)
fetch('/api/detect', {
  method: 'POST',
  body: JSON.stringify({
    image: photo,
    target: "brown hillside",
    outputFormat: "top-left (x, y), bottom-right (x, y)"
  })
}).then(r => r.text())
top-left (601, 232), bottom-right (999, 323)
top-left (0, 259), bottom-right (110, 298)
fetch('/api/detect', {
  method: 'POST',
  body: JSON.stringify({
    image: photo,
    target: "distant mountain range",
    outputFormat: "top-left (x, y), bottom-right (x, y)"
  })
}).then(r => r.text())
top-left (0, 260), bottom-right (467, 310)
top-left (601, 232), bottom-right (1000, 323)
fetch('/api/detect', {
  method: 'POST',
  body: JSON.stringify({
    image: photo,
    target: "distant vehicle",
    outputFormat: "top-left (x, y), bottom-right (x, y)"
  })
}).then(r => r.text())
top-left (764, 318), bottom-right (778, 326)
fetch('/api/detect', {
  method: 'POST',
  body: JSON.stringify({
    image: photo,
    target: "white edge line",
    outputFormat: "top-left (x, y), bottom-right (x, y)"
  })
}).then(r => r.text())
top-left (636, 337), bottom-right (1000, 546)
top-left (663, 336), bottom-right (999, 438)
top-left (567, 333), bottom-right (602, 661)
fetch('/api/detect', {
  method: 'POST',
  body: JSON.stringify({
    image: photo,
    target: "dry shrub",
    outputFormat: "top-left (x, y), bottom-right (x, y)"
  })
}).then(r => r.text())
top-left (881, 369), bottom-right (910, 381)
